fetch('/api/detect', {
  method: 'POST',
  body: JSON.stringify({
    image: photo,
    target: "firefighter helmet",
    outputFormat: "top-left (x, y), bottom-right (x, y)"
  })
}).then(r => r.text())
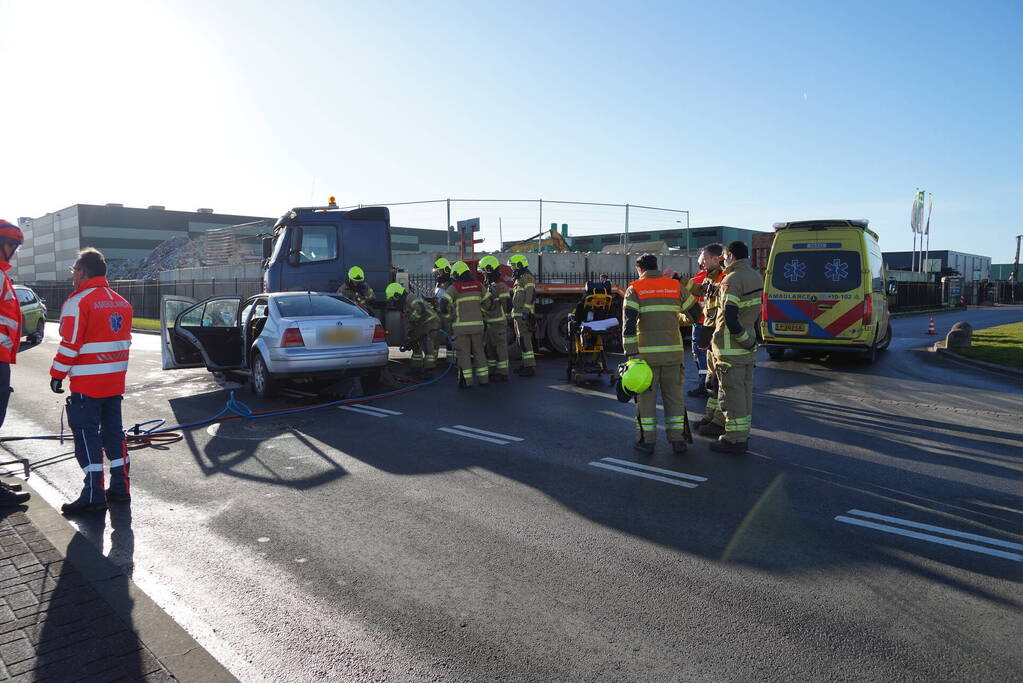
top-left (451, 261), bottom-right (470, 277)
top-left (433, 257), bottom-right (452, 273)
top-left (348, 266), bottom-right (365, 282)
top-left (615, 358), bottom-right (653, 403)
top-left (385, 282), bottom-right (406, 300)
top-left (478, 254), bottom-right (500, 273)
top-left (508, 253), bottom-right (529, 269)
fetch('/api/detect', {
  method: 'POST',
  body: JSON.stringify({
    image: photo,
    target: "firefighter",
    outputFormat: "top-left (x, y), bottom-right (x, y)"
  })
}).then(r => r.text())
top-left (49, 248), bottom-right (134, 515)
top-left (439, 261), bottom-right (490, 388)
top-left (622, 254), bottom-right (702, 454)
top-left (687, 243), bottom-right (725, 399)
top-left (386, 282), bottom-right (439, 378)
top-left (701, 240), bottom-right (764, 454)
top-left (433, 257), bottom-right (455, 365)
top-left (0, 219), bottom-right (29, 507)
top-left (338, 266), bottom-right (376, 312)
top-left (478, 254), bottom-right (511, 382)
top-left (508, 253), bottom-right (536, 377)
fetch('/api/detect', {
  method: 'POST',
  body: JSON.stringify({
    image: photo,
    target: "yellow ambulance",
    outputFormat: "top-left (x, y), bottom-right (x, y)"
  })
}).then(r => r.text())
top-left (760, 219), bottom-right (894, 363)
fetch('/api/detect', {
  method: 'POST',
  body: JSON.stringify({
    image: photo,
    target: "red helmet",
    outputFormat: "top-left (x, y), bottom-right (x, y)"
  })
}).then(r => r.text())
top-left (0, 220), bottom-right (24, 246)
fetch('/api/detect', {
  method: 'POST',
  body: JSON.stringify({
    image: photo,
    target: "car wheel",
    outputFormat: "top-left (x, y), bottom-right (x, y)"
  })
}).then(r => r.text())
top-left (250, 353), bottom-right (277, 398)
top-left (861, 343), bottom-right (878, 364)
top-left (878, 322), bottom-right (893, 351)
top-left (31, 318), bottom-right (45, 343)
top-left (767, 347), bottom-right (785, 361)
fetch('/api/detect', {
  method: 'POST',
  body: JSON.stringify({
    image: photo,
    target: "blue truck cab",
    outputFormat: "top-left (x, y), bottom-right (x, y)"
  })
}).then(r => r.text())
top-left (263, 205), bottom-right (392, 296)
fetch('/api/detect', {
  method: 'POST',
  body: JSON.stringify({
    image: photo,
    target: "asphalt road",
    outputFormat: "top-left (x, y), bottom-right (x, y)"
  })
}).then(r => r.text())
top-left (2, 307), bottom-right (1021, 681)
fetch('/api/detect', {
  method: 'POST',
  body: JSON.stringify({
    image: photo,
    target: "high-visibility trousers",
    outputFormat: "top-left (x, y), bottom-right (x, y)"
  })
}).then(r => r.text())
top-left (410, 328), bottom-right (437, 370)
top-left (455, 332), bottom-right (488, 386)
top-left (636, 362), bottom-right (687, 444)
top-left (717, 361), bottom-right (754, 443)
top-left (66, 393), bottom-right (130, 503)
top-left (704, 353), bottom-right (724, 425)
top-left (513, 317), bottom-right (535, 367)
top-left (434, 318), bottom-right (454, 364)
top-left (484, 321), bottom-right (510, 377)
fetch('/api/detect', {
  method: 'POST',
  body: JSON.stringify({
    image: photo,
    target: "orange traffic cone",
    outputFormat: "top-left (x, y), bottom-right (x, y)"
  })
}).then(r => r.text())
top-left (927, 317), bottom-right (936, 335)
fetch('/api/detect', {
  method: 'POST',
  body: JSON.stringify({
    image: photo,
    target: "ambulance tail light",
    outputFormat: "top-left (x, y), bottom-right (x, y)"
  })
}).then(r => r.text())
top-left (372, 324), bottom-right (386, 342)
top-left (281, 327), bottom-right (305, 347)
top-left (762, 290), bottom-right (769, 319)
top-left (862, 294), bottom-right (872, 325)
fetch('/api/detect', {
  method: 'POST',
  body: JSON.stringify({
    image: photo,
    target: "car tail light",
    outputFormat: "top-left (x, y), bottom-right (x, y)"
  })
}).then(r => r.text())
top-left (862, 294), bottom-right (872, 325)
top-left (281, 327), bottom-right (304, 347)
top-left (373, 324), bottom-right (386, 342)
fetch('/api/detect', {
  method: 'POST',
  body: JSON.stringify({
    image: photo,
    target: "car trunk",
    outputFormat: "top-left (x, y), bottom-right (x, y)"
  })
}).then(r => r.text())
top-left (281, 316), bottom-right (376, 349)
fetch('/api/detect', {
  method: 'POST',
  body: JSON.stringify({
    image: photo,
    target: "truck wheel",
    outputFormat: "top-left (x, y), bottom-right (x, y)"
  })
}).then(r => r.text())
top-left (544, 305), bottom-right (574, 355)
top-left (250, 353), bottom-right (278, 398)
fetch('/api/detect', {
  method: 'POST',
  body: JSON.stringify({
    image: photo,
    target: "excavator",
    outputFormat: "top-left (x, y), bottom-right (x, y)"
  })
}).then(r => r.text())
top-left (505, 226), bottom-right (570, 253)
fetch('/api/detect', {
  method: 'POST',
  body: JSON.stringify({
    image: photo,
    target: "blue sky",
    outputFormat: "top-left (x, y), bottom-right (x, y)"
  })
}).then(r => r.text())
top-left (1, 0), bottom-right (1020, 260)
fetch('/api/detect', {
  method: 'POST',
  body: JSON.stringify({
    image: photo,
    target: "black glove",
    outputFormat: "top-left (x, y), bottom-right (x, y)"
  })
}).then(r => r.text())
top-left (50, 378), bottom-right (64, 394)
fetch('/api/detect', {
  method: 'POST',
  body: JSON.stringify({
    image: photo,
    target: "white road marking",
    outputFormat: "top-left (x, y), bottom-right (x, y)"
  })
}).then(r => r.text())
top-left (599, 457), bottom-right (708, 483)
top-left (437, 427), bottom-right (511, 445)
top-left (846, 509), bottom-right (1023, 552)
top-left (835, 513), bottom-right (1023, 562)
top-left (451, 425), bottom-right (524, 442)
top-left (338, 405), bottom-right (391, 418)
top-left (588, 461), bottom-right (699, 488)
top-left (349, 404), bottom-right (402, 416)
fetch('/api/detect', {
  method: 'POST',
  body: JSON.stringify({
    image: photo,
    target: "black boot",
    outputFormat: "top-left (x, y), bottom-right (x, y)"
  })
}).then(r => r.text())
top-left (633, 440), bottom-right (654, 455)
top-left (0, 487), bottom-right (30, 507)
top-left (1, 480), bottom-right (23, 492)
top-left (710, 437), bottom-right (748, 454)
top-left (671, 441), bottom-right (689, 454)
top-left (105, 490), bottom-right (132, 504)
top-left (61, 495), bottom-right (107, 516)
top-left (697, 422), bottom-right (725, 438)
top-left (515, 366), bottom-right (536, 377)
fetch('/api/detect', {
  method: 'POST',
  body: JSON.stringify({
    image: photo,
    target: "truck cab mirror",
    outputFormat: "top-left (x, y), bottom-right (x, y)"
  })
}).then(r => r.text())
top-left (262, 236), bottom-right (274, 260)
top-left (886, 279), bottom-right (898, 295)
top-left (286, 226), bottom-right (303, 266)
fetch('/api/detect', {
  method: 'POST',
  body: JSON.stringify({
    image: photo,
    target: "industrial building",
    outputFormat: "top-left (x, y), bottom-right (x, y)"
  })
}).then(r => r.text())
top-left (15, 203), bottom-right (271, 281)
top-left (390, 226), bottom-right (451, 254)
top-left (882, 250), bottom-right (991, 282)
top-left (546, 226), bottom-right (766, 253)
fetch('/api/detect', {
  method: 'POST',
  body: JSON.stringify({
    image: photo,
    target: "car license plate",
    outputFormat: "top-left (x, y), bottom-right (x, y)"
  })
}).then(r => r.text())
top-left (320, 328), bottom-right (360, 344)
top-left (774, 322), bottom-right (807, 334)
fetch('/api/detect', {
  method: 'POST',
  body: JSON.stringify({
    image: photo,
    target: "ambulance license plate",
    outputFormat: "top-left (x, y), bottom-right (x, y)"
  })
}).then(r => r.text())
top-left (774, 322), bottom-right (807, 334)
top-left (320, 328), bottom-right (359, 344)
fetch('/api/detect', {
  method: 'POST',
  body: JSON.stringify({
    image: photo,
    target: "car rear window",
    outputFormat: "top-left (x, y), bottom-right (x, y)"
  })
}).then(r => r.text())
top-left (771, 250), bottom-right (862, 293)
top-left (274, 294), bottom-right (366, 318)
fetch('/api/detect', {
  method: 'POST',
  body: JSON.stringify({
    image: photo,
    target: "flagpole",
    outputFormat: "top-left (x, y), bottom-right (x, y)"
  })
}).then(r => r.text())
top-left (923, 193), bottom-right (933, 277)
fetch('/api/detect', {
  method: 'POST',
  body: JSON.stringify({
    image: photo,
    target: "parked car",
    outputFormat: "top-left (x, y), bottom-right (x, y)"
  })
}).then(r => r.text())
top-left (14, 285), bottom-right (46, 343)
top-left (160, 292), bottom-right (388, 398)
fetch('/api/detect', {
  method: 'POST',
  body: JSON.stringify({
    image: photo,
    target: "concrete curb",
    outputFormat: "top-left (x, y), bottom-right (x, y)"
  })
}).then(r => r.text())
top-left (7, 477), bottom-right (238, 683)
top-left (931, 345), bottom-right (1023, 379)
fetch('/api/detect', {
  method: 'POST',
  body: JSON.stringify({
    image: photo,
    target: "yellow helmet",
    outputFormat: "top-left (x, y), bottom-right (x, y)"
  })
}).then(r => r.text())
top-left (433, 257), bottom-right (451, 273)
top-left (348, 266), bottom-right (365, 282)
top-left (478, 254), bottom-right (500, 273)
top-left (385, 282), bottom-right (405, 300)
top-left (451, 261), bottom-right (470, 277)
top-left (616, 358), bottom-right (653, 402)
top-left (508, 253), bottom-right (529, 269)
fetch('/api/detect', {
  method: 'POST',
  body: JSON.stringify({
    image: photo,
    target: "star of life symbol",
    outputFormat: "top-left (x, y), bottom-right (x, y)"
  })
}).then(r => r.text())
top-left (109, 312), bottom-right (123, 333)
top-left (784, 259), bottom-right (807, 282)
top-left (824, 259), bottom-right (849, 282)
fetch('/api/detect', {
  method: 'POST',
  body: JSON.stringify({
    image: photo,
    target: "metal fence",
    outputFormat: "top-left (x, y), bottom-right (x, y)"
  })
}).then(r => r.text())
top-left (26, 279), bottom-right (264, 321)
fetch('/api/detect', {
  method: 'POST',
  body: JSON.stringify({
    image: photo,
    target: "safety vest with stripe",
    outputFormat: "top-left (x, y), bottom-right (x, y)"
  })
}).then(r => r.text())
top-left (511, 270), bottom-right (535, 314)
top-left (443, 280), bottom-right (488, 336)
top-left (50, 276), bottom-right (133, 397)
top-left (403, 294), bottom-right (439, 335)
top-left (710, 259), bottom-right (764, 365)
top-left (482, 276), bottom-right (511, 324)
top-left (0, 262), bottom-right (21, 364)
top-left (622, 270), bottom-right (697, 366)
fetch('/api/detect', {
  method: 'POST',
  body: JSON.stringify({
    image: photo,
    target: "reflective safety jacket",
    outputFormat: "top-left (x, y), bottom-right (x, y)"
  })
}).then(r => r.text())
top-left (50, 276), bottom-right (133, 397)
top-left (0, 261), bottom-right (21, 364)
top-left (711, 259), bottom-right (764, 365)
top-left (338, 281), bottom-right (375, 308)
top-left (482, 275), bottom-right (511, 324)
top-left (700, 267), bottom-right (726, 325)
top-left (622, 270), bottom-right (699, 366)
top-left (403, 293), bottom-right (439, 335)
top-left (511, 269), bottom-right (536, 314)
top-left (441, 279), bottom-right (489, 336)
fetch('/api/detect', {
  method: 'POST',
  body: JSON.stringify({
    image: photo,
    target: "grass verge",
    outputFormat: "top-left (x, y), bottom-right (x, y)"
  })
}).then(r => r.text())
top-left (133, 317), bottom-right (161, 332)
top-left (949, 321), bottom-right (1023, 370)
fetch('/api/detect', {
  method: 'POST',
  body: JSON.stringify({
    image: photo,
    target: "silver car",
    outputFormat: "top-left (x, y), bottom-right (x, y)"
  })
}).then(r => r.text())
top-left (161, 292), bottom-right (388, 397)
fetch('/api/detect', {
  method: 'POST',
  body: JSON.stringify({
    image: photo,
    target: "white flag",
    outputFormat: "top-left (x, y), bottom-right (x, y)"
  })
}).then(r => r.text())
top-left (910, 190), bottom-right (925, 233)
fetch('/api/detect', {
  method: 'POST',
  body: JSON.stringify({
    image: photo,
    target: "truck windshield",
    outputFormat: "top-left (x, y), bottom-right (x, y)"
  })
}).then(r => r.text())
top-left (771, 250), bottom-right (863, 293)
top-left (274, 294), bottom-right (366, 318)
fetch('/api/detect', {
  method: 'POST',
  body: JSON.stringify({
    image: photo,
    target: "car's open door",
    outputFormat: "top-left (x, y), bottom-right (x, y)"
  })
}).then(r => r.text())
top-left (171, 296), bottom-right (246, 371)
top-left (161, 295), bottom-right (201, 370)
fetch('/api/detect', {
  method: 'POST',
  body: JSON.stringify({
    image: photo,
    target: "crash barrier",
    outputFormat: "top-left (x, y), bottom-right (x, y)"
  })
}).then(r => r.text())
top-left (25, 278), bottom-right (264, 321)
